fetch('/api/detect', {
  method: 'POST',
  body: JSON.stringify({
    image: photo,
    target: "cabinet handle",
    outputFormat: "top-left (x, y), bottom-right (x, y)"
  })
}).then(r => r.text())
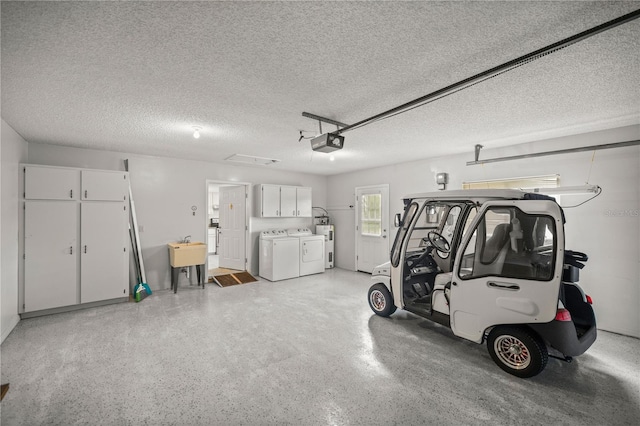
top-left (84, 190), bottom-right (88, 198)
top-left (293, 210), bottom-right (296, 215)
top-left (70, 190), bottom-right (73, 198)
top-left (297, 210), bottom-right (300, 216)
top-left (276, 210), bottom-right (279, 216)
top-left (84, 245), bottom-right (87, 254)
top-left (70, 246), bottom-right (73, 255)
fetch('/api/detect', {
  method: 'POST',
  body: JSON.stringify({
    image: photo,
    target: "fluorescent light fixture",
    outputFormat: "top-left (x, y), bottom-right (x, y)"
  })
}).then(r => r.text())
top-left (527, 184), bottom-right (601, 195)
top-left (225, 154), bottom-right (280, 166)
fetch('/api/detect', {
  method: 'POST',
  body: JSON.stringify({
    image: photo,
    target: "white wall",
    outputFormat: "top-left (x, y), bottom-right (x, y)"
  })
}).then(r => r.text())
top-left (1, 120), bottom-right (28, 342)
top-left (327, 125), bottom-right (640, 338)
top-left (26, 143), bottom-right (328, 289)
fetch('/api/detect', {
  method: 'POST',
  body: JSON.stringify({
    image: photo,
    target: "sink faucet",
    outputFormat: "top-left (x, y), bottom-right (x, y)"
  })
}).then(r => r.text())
top-left (182, 235), bottom-right (191, 244)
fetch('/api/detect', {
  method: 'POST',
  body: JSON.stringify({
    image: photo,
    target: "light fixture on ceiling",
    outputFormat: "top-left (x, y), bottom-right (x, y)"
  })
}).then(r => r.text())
top-left (329, 155), bottom-right (335, 162)
top-left (225, 154), bottom-right (280, 166)
top-left (192, 126), bottom-right (201, 139)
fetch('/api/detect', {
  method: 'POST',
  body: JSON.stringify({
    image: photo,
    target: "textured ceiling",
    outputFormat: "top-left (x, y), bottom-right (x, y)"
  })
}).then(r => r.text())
top-left (2, 1), bottom-right (639, 175)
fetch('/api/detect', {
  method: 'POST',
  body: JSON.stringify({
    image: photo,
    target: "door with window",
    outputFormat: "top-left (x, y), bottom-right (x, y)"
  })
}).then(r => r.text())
top-left (356, 185), bottom-right (389, 273)
top-left (450, 200), bottom-right (564, 342)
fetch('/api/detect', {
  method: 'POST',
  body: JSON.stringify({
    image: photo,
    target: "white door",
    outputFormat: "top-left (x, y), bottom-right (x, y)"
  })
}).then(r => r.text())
top-left (260, 184), bottom-right (280, 217)
top-left (450, 200), bottom-right (564, 343)
top-left (24, 166), bottom-right (80, 200)
top-left (81, 170), bottom-right (127, 201)
top-left (280, 186), bottom-right (297, 217)
top-left (219, 185), bottom-right (247, 270)
top-left (80, 202), bottom-right (128, 303)
top-left (296, 187), bottom-right (312, 217)
top-left (356, 185), bottom-right (389, 273)
top-left (24, 201), bottom-right (78, 311)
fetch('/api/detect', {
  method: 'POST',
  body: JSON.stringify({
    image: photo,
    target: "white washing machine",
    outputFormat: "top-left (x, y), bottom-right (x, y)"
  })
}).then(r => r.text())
top-left (259, 229), bottom-right (300, 281)
top-left (287, 228), bottom-right (325, 276)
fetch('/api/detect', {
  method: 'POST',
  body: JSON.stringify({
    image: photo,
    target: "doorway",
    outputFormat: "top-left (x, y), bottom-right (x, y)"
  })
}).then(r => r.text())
top-left (355, 184), bottom-right (390, 273)
top-left (206, 181), bottom-right (249, 280)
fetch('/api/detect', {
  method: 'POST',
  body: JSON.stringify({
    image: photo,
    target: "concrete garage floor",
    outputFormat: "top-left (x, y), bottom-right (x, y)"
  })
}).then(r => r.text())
top-left (1, 268), bottom-right (638, 425)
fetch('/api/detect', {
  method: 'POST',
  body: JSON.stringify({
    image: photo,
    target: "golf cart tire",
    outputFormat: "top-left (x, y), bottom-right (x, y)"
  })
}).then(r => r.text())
top-left (487, 326), bottom-right (548, 378)
top-left (368, 283), bottom-right (397, 317)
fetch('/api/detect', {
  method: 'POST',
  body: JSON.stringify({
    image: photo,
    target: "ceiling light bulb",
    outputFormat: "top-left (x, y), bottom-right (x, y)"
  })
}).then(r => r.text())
top-left (193, 127), bottom-right (201, 139)
top-left (329, 155), bottom-right (335, 162)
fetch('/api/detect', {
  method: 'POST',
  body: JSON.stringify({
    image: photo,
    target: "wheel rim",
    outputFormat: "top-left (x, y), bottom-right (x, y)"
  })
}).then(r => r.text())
top-left (370, 290), bottom-right (386, 311)
top-left (494, 335), bottom-right (531, 370)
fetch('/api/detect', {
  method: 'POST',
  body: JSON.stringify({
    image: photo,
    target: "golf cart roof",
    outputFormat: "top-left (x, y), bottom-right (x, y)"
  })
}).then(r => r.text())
top-left (402, 189), bottom-right (537, 202)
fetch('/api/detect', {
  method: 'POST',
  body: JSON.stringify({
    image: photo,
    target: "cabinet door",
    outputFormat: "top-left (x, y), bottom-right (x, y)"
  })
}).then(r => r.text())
top-left (24, 201), bottom-right (78, 312)
top-left (261, 184), bottom-right (281, 217)
top-left (296, 187), bottom-right (312, 217)
top-left (80, 202), bottom-right (128, 303)
top-left (24, 166), bottom-right (80, 200)
top-left (280, 186), bottom-right (297, 217)
top-left (82, 170), bottom-right (128, 201)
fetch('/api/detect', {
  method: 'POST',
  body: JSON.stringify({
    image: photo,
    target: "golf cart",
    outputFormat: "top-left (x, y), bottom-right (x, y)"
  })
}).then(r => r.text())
top-left (368, 189), bottom-right (596, 378)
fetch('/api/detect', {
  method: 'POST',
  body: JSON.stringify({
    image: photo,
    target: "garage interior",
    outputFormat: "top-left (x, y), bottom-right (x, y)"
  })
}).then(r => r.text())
top-left (1, 2), bottom-right (639, 425)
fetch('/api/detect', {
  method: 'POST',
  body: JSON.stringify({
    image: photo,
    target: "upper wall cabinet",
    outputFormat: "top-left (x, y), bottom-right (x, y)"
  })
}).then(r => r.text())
top-left (259, 184), bottom-right (282, 217)
top-left (255, 184), bottom-right (312, 218)
top-left (81, 170), bottom-right (128, 201)
top-left (24, 165), bottom-right (80, 200)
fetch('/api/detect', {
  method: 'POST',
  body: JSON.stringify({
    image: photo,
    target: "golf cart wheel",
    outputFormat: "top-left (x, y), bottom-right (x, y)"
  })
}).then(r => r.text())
top-left (368, 283), bottom-right (396, 317)
top-left (487, 326), bottom-right (548, 378)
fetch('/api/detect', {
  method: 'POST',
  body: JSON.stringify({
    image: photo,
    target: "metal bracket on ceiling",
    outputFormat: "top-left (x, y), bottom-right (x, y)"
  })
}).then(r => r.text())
top-left (475, 144), bottom-right (483, 162)
top-left (302, 112), bottom-right (350, 131)
top-left (467, 139), bottom-right (640, 166)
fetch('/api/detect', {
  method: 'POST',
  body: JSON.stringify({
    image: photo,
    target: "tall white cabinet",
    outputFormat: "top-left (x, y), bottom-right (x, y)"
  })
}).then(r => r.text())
top-left (21, 165), bottom-right (129, 315)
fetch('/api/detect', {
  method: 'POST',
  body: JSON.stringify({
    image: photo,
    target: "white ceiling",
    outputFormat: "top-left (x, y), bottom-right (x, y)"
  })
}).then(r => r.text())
top-left (2, 1), bottom-right (639, 176)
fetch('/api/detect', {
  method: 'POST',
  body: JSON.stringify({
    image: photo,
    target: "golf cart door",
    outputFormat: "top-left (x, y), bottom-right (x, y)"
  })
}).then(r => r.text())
top-left (449, 200), bottom-right (564, 343)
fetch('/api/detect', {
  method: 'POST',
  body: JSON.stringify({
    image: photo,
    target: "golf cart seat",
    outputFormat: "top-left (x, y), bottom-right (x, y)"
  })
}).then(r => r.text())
top-left (433, 272), bottom-right (452, 291)
top-left (473, 223), bottom-right (512, 276)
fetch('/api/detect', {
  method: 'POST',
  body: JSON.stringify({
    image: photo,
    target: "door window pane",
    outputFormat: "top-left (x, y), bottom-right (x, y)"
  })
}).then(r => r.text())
top-left (361, 194), bottom-right (382, 236)
top-left (459, 207), bottom-right (556, 281)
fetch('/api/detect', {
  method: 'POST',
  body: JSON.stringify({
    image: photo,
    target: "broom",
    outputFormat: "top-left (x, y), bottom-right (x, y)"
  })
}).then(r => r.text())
top-left (125, 160), bottom-right (152, 302)
top-left (130, 224), bottom-right (151, 302)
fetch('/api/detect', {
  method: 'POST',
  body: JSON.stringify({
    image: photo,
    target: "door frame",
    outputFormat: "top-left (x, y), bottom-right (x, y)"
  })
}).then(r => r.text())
top-left (354, 184), bottom-right (390, 272)
top-left (205, 180), bottom-right (250, 274)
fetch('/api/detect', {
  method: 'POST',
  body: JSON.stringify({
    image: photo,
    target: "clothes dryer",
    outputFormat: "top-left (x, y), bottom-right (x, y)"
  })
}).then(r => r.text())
top-left (259, 229), bottom-right (299, 281)
top-left (287, 228), bottom-right (325, 276)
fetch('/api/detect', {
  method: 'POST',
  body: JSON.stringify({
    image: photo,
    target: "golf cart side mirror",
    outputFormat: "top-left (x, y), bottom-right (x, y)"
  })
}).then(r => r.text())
top-left (394, 213), bottom-right (403, 227)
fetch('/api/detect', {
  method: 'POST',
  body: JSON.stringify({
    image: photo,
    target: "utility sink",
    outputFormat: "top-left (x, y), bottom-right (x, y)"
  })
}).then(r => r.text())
top-left (168, 242), bottom-right (207, 267)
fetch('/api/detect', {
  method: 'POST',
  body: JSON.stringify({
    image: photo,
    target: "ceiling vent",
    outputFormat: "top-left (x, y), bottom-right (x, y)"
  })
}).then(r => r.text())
top-left (225, 154), bottom-right (280, 166)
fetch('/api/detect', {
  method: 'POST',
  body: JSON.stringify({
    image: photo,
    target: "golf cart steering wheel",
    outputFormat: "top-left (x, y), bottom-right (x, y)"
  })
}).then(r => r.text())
top-left (427, 231), bottom-right (451, 254)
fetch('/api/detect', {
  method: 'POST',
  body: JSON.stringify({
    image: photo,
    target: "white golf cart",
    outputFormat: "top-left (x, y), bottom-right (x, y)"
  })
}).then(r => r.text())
top-left (368, 189), bottom-right (596, 378)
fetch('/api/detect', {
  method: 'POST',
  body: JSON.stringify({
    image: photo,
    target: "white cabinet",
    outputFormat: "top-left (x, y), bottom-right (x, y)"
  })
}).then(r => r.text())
top-left (81, 170), bottom-right (128, 201)
top-left (25, 165), bottom-right (80, 200)
top-left (260, 184), bottom-right (282, 217)
top-left (296, 186), bottom-right (312, 217)
top-left (280, 186), bottom-right (297, 217)
top-left (21, 164), bottom-right (129, 314)
top-left (24, 201), bottom-right (79, 312)
top-left (255, 184), bottom-right (312, 218)
top-left (80, 202), bottom-right (128, 303)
